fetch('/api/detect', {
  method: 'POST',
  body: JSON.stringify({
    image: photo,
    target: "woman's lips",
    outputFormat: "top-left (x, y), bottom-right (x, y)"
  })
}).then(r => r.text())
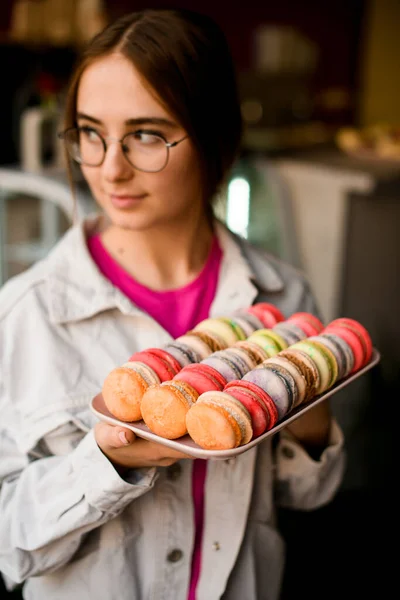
top-left (110, 194), bottom-right (147, 209)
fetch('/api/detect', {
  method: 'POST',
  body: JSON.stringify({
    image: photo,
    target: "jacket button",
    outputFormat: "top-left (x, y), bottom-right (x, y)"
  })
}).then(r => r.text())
top-left (166, 463), bottom-right (182, 481)
top-left (167, 549), bottom-right (183, 563)
top-left (281, 446), bottom-right (295, 459)
top-left (212, 542), bottom-right (220, 551)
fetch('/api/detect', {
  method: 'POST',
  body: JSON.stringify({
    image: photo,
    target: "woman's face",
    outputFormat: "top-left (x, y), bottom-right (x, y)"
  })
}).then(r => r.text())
top-left (76, 53), bottom-right (204, 231)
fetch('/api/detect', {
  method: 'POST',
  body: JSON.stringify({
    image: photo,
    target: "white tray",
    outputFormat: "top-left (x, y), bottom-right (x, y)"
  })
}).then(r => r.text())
top-left (90, 348), bottom-right (381, 459)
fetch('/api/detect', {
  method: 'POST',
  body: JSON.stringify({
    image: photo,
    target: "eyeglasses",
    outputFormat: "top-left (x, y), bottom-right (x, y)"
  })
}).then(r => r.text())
top-left (58, 127), bottom-right (188, 173)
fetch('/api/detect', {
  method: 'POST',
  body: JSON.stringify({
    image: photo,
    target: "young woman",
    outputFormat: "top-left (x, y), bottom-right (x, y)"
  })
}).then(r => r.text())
top-left (0, 9), bottom-right (344, 600)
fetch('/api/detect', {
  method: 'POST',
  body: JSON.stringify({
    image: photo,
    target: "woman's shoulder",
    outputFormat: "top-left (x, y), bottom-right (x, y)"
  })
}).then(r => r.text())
top-left (234, 233), bottom-right (306, 285)
top-left (0, 226), bottom-right (77, 328)
top-left (0, 219), bottom-right (95, 326)
top-left (230, 232), bottom-right (320, 318)
top-left (0, 258), bottom-right (50, 325)
top-left (217, 221), bottom-right (308, 288)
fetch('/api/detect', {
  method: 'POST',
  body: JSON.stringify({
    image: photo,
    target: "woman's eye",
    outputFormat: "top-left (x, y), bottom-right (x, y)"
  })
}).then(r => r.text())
top-left (132, 132), bottom-right (162, 145)
top-left (80, 127), bottom-right (101, 143)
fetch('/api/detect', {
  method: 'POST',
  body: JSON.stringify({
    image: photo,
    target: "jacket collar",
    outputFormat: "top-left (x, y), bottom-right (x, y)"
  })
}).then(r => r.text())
top-left (45, 216), bottom-right (284, 324)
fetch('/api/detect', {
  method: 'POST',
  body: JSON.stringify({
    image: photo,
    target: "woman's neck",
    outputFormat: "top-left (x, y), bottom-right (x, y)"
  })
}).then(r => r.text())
top-left (99, 214), bottom-right (214, 291)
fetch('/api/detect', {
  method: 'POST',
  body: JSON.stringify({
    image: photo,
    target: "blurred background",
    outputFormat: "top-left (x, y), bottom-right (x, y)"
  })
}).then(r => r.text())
top-left (0, 0), bottom-right (399, 598)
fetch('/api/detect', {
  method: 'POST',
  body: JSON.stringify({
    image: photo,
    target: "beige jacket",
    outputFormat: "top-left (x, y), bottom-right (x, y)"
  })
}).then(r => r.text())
top-left (0, 217), bottom-right (345, 600)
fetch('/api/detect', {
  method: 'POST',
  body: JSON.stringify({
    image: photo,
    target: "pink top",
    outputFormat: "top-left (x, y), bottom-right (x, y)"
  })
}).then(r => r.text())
top-left (87, 233), bottom-right (223, 599)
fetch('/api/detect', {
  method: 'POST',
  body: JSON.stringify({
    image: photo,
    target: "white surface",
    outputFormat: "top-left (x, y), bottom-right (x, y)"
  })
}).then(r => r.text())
top-left (271, 160), bottom-right (374, 321)
top-left (90, 349), bottom-right (380, 460)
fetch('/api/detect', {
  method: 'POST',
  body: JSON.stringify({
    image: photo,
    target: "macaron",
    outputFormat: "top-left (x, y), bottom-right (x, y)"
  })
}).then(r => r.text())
top-left (248, 329), bottom-right (288, 352)
top-left (102, 361), bottom-right (160, 422)
top-left (175, 334), bottom-right (213, 361)
top-left (258, 362), bottom-right (298, 414)
top-left (129, 348), bottom-right (181, 382)
top-left (307, 338), bottom-right (339, 388)
top-left (232, 310), bottom-right (265, 332)
top-left (287, 312), bottom-right (324, 334)
top-left (194, 318), bottom-right (242, 347)
top-left (246, 331), bottom-right (282, 357)
top-left (221, 348), bottom-right (256, 375)
top-left (289, 340), bottom-right (338, 393)
top-left (326, 318), bottom-right (373, 365)
top-left (279, 348), bottom-right (320, 402)
top-left (174, 363), bottom-right (227, 395)
top-left (272, 321), bottom-right (308, 345)
top-left (141, 380), bottom-right (199, 439)
top-left (226, 379), bottom-right (279, 429)
top-left (223, 380), bottom-right (270, 438)
top-left (185, 329), bottom-right (228, 352)
top-left (162, 342), bottom-right (202, 368)
top-left (285, 313), bottom-right (322, 338)
top-left (322, 324), bottom-right (364, 373)
top-left (186, 391), bottom-right (253, 450)
top-left (263, 355), bottom-right (307, 407)
top-left (223, 347), bottom-right (259, 372)
top-left (218, 317), bottom-right (247, 341)
top-left (319, 333), bottom-right (354, 378)
top-left (232, 341), bottom-right (269, 365)
top-left (308, 335), bottom-right (346, 381)
top-left (246, 303), bottom-right (285, 328)
top-left (243, 364), bottom-right (292, 420)
top-left (229, 316), bottom-right (259, 338)
top-left (143, 347), bottom-right (182, 374)
top-left (203, 351), bottom-right (247, 382)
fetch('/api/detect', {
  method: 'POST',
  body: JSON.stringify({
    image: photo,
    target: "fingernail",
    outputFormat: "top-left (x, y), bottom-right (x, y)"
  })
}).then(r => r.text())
top-left (118, 431), bottom-right (130, 445)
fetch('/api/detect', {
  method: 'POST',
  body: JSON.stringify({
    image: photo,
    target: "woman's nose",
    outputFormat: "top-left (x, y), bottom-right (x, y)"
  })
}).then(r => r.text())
top-left (102, 140), bottom-right (133, 182)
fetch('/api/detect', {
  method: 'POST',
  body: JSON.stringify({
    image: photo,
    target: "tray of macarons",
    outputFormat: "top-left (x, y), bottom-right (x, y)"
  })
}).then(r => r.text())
top-left (91, 303), bottom-right (380, 459)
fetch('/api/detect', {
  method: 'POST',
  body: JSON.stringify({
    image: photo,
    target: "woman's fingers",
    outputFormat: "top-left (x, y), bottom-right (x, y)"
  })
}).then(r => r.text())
top-left (94, 422), bottom-right (192, 468)
top-left (94, 421), bottom-right (136, 449)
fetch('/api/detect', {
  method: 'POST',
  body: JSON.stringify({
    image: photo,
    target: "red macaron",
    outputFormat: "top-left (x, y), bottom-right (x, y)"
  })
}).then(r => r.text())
top-left (322, 325), bottom-right (365, 373)
top-left (246, 303), bottom-right (285, 328)
top-left (129, 348), bottom-right (181, 382)
top-left (287, 312), bottom-right (324, 333)
top-left (225, 379), bottom-right (278, 431)
top-left (224, 380), bottom-right (270, 438)
top-left (286, 312), bottom-right (324, 337)
top-left (327, 318), bottom-right (373, 365)
top-left (174, 363), bottom-right (227, 395)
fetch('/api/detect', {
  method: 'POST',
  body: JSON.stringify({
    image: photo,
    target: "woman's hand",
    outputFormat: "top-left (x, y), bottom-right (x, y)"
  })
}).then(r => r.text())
top-left (94, 421), bottom-right (191, 470)
top-left (284, 401), bottom-right (332, 459)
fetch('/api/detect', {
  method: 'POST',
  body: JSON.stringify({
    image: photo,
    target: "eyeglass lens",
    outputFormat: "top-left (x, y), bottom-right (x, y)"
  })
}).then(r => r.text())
top-left (64, 128), bottom-right (169, 172)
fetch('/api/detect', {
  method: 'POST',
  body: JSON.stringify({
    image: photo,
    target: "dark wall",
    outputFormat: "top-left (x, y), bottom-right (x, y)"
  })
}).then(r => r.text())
top-left (0, 0), bottom-right (367, 166)
top-left (105, 0), bottom-right (367, 91)
top-left (0, 43), bottom-right (77, 165)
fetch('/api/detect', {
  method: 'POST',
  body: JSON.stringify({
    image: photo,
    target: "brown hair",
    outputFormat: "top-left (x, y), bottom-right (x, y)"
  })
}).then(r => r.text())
top-left (63, 8), bottom-right (243, 213)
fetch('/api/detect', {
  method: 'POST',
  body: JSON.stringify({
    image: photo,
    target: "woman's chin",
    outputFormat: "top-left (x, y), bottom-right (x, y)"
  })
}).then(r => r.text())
top-left (105, 210), bottom-right (157, 232)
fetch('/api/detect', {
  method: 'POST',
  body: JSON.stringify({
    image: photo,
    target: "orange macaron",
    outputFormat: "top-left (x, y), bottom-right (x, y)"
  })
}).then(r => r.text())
top-left (102, 361), bottom-right (160, 422)
top-left (141, 380), bottom-right (199, 439)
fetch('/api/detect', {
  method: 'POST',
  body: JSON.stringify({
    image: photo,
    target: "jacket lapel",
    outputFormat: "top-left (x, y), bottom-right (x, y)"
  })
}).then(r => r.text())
top-left (196, 448), bottom-right (258, 600)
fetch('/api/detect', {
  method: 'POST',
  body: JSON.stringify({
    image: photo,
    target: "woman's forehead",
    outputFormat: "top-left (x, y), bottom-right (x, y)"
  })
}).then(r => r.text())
top-left (77, 54), bottom-right (169, 123)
